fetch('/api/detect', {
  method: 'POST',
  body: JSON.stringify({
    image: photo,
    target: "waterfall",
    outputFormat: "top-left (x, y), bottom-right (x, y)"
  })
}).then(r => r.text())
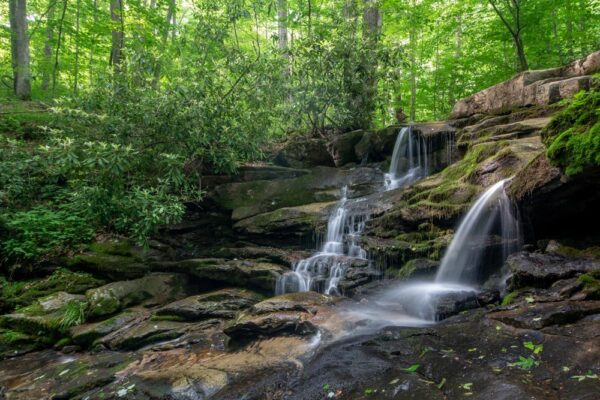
top-left (385, 126), bottom-right (430, 191)
top-left (435, 179), bottom-right (520, 283)
top-left (276, 186), bottom-right (369, 295)
top-left (377, 179), bottom-right (520, 321)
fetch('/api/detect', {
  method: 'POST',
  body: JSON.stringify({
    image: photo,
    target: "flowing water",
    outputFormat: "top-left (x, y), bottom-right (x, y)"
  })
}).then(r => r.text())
top-left (384, 126), bottom-right (430, 190)
top-left (276, 187), bottom-right (369, 295)
top-left (435, 179), bottom-right (520, 283)
top-left (376, 179), bottom-right (521, 320)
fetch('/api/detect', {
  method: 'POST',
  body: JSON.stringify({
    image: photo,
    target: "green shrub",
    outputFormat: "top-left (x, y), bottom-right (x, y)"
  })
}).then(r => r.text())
top-left (0, 205), bottom-right (95, 265)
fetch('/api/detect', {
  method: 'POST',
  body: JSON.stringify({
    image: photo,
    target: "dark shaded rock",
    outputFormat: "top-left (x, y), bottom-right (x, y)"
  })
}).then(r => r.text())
top-left (489, 300), bottom-right (600, 329)
top-left (396, 258), bottom-right (439, 279)
top-left (233, 201), bottom-right (334, 245)
top-left (209, 166), bottom-right (382, 221)
top-left (224, 313), bottom-right (317, 343)
top-left (354, 125), bottom-right (400, 162)
top-left (508, 153), bottom-right (600, 242)
top-left (327, 129), bottom-right (365, 167)
top-left (273, 136), bottom-right (335, 169)
top-left (176, 258), bottom-right (287, 292)
top-left (155, 288), bottom-right (264, 321)
top-left (507, 251), bottom-right (600, 290)
top-left (202, 164), bottom-right (310, 189)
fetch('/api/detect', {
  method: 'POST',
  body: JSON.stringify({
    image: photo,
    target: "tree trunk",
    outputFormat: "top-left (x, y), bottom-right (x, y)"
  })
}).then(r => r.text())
top-left (74, 0), bottom-right (81, 95)
top-left (110, 0), bottom-right (125, 75)
top-left (513, 33), bottom-right (529, 71)
top-left (153, 0), bottom-right (175, 88)
top-left (89, 0), bottom-right (98, 85)
top-left (277, 0), bottom-right (290, 78)
top-left (8, 0), bottom-right (32, 100)
top-left (361, 0), bottom-right (381, 127)
top-left (409, 2), bottom-right (417, 121)
top-left (42, 3), bottom-right (55, 91)
top-left (52, 0), bottom-right (68, 98)
top-left (565, 0), bottom-right (575, 60)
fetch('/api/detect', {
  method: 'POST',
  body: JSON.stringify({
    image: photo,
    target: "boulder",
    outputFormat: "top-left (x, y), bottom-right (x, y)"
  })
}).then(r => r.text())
top-left (273, 136), bottom-right (335, 169)
top-left (233, 201), bottom-right (334, 245)
top-left (176, 259), bottom-right (287, 292)
top-left (209, 166), bottom-right (383, 221)
top-left (71, 309), bottom-right (143, 347)
top-left (489, 300), bottom-right (600, 329)
top-left (224, 313), bottom-right (317, 343)
top-left (202, 164), bottom-right (310, 189)
top-left (450, 51), bottom-right (600, 118)
top-left (506, 252), bottom-right (600, 290)
top-left (327, 129), bottom-right (365, 166)
top-left (354, 125), bottom-right (400, 162)
top-left (155, 288), bottom-right (264, 321)
top-left (86, 273), bottom-right (192, 319)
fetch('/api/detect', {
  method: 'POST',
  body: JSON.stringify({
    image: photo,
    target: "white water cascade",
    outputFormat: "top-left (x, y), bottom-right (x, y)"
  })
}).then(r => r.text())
top-left (435, 179), bottom-right (520, 283)
top-left (377, 179), bottom-right (520, 320)
top-left (385, 126), bottom-right (432, 190)
top-left (276, 187), bottom-right (369, 295)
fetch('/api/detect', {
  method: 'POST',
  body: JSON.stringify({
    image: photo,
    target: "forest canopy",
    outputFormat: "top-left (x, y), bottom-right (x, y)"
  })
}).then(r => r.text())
top-left (1, 0), bottom-right (600, 267)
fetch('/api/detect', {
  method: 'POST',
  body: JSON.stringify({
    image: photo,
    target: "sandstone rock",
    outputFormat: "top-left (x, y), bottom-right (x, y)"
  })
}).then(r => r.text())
top-left (451, 51), bottom-right (600, 118)
top-left (86, 273), bottom-right (191, 319)
top-left (224, 313), bottom-right (317, 343)
top-left (155, 288), bottom-right (264, 321)
top-left (202, 164), bottom-right (309, 189)
top-left (251, 292), bottom-right (333, 315)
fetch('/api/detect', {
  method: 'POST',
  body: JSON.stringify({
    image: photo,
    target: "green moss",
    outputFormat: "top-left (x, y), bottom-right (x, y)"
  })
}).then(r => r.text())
top-left (578, 272), bottom-right (600, 298)
top-left (0, 268), bottom-right (104, 312)
top-left (543, 80), bottom-right (600, 176)
top-left (88, 240), bottom-right (133, 256)
top-left (501, 291), bottom-right (520, 306)
top-left (87, 291), bottom-right (120, 319)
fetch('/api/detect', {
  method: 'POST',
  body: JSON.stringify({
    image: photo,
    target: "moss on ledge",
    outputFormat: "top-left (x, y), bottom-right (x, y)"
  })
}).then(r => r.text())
top-left (543, 79), bottom-right (600, 176)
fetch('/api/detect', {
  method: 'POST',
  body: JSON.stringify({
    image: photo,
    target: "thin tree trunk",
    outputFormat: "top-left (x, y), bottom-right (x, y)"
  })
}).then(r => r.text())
top-left (153, 0), bottom-right (175, 88)
top-left (110, 0), bottom-right (125, 75)
top-left (488, 0), bottom-right (528, 72)
top-left (42, 3), bottom-right (55, 91)
top-left (89, 0), bottom-right (98, 85)
top-left (8, 0), bottom-right (32, 100)
top-left (362, 0), bottom-right (381, 127)
top-left (74, 0), bottom-right (81, 95)
top-left (409, 2), bottom-right (417, 121)
top-left (277, 0), bottom-right (290, 78)
top-left (52, 0), bottom-right (68, 98)
top-left (565, 0), bottom-right (575, 60)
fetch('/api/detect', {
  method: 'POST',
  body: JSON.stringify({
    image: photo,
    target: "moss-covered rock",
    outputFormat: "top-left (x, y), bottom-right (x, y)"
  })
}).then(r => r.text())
top-left (542, 80), bottom-right (600, 176)
top-left (86, 273), bottom-right (192, 319)
top-left (0, 268), bottom-right (103, 313)
top-left (71, 310), bottom-right (142, 347)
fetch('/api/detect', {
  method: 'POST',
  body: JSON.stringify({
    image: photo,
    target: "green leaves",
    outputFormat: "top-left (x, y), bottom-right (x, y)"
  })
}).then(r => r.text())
top-left (402, 363), bottom-right (420, 372)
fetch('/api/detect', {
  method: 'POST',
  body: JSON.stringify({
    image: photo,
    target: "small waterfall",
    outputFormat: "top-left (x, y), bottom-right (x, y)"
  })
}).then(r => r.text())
top-left (385, 126), bottom-right (430, 191)
top-left (378, 179), bottom-right (520, 321)
top-left (435, 179), bottom-right (520, 283)
top-left (276, 186), bottom-right (369, 295)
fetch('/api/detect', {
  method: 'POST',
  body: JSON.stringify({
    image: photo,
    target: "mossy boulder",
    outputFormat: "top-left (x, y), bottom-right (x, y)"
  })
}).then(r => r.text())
top-left (272, 136), bottom-right (335, 169)
top-left (0, 268), bottom-right (103, 312)
top-left (86, 273), bottom-right (192, 319)
top-left (233, 201), bottom-right (334, 245)
top-left (71, 310), bottom-right (142, 347)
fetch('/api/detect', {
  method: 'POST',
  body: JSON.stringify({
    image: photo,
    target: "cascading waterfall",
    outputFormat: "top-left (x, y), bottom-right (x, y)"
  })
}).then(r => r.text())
top-left (378, 179), bottom-right (521, 320)
top-left (385, 126), bottom-right (430, 191)
top-left (276, 186), bottom-right (369, 295)
top-left (435, 179), bottom-right (520, 283)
